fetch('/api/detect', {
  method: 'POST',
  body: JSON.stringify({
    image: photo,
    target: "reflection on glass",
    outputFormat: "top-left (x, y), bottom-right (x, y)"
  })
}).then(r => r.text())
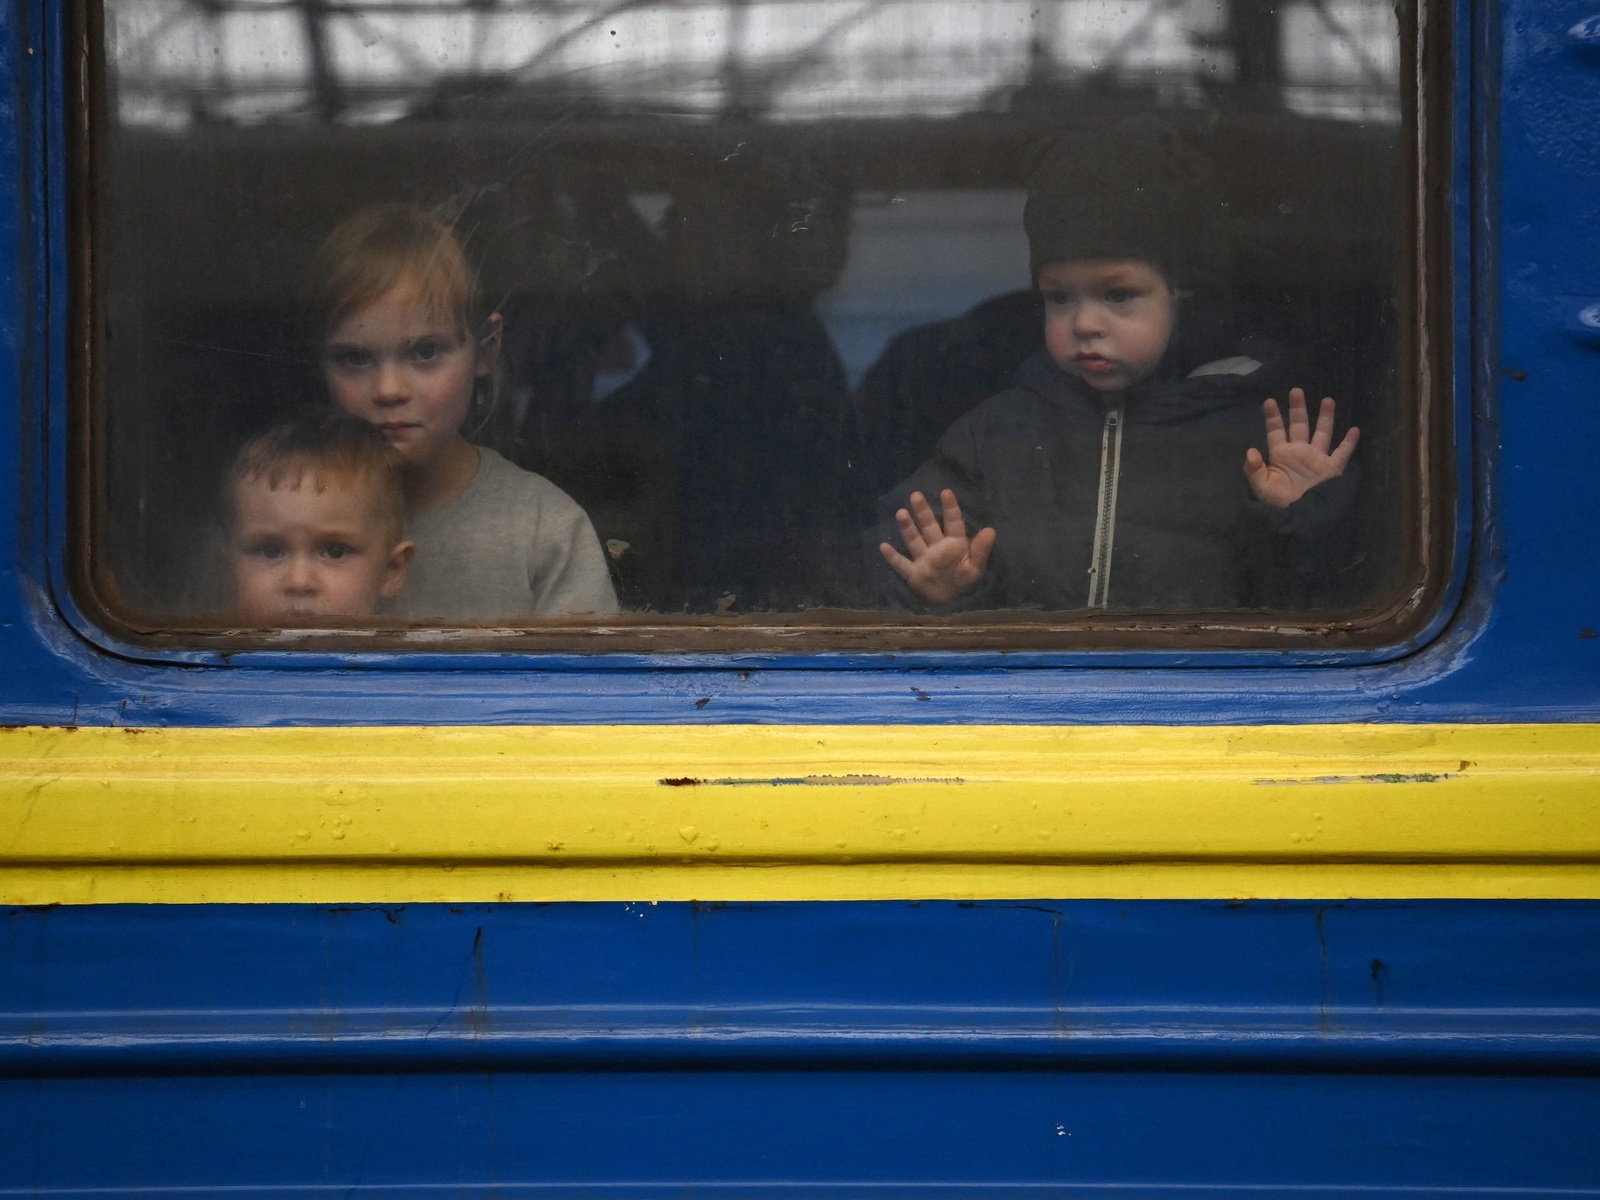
top-left (110, 0), bottom-right (1400, 127)
top-left (95, 0), bottom-right (1409, 627)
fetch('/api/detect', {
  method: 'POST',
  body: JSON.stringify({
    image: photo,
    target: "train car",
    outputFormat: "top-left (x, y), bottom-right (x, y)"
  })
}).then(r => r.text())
top-left (4, 0), bottom-right (1600, 1194)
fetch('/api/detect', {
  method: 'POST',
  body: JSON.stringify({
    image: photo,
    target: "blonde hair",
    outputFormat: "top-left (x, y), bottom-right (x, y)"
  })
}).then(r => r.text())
top-left (308, 204), bottom-right (481, 337)
top-left (225, 409), bottom-right (406, 543)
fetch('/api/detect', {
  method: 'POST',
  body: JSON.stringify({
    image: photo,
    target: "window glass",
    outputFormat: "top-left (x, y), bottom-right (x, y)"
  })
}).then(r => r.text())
top-left (85, 0), bottom-right (1429, 644)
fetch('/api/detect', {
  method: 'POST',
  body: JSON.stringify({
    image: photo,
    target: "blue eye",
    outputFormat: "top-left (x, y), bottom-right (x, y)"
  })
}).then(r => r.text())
top-left (409, 339), bottom-right (445, 363)
top-left (1105, 288), bottom-right (1138, 304)
top-left (247, 539), bottom-right (286, 560)
top-left (323, 542), bottom-right (354, 560)
top-left (1041, 290), bottom-right (1074, 307)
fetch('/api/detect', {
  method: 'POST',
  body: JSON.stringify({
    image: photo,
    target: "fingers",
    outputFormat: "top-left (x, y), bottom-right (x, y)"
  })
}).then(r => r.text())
top-left (1311, 396), bottom-right (1336, 454)
top-left (939, 489), bottom-right (966, 541)
top-left (892, 488), bottom-right (971, 566)
top-left (1286, 387), bottom-right (1310, 443)
top-left (967, 527), bottom-right (998, 576)
top-left (1242, 447), bottom-right (1270, 501)
top-left (894, 507), bottom-right (927, 557)
top-left (900, 489), bottom-right (970, 553)
top-left (1261, 398), bottom-right (1287, 451)
top-left (908, 491), bottom-right (945, 547)
top-left (1329, 425), bottom-right (1361, 471)
top-left (879, 540), bottom-right (917, 583)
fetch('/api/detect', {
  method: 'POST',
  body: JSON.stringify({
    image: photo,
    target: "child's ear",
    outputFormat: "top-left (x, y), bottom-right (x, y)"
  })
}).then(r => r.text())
top-left (380, 539), bottom-right (416, 598)
top-left (474, 313), bottom-right (503, 378)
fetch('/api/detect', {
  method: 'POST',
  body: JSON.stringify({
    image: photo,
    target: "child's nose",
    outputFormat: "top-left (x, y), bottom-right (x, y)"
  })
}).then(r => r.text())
top-left (282, 554), bottom-right (320, 594)
top-left (373, 360), bottom-right (408, 404)
top-left (1071, 302), bottom-right (1107, 336)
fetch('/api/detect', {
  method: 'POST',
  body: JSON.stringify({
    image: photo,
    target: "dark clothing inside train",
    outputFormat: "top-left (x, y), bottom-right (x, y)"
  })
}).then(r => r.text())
top-left (854, 289), bottom-right (1045, 499)
top-left (499, 156), bottom-right (867, 614)
top-left (581, 299), bottom-right (863, 613)
top-left (868, 346), bottom-right (1362, 612)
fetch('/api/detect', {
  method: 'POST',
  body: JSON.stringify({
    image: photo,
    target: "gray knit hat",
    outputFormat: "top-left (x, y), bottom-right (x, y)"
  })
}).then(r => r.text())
top-left (1024, 116), bottom-right (1229, 288)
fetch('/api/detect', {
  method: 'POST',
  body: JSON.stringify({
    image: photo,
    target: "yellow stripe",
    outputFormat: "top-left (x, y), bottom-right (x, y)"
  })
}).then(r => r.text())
top-left (3, 723), bottom-right (1599, 903)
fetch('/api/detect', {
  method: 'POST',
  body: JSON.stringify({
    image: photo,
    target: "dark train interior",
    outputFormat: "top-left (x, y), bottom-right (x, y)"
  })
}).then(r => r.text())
top-left (92, 0), bottom-right (1411, 621)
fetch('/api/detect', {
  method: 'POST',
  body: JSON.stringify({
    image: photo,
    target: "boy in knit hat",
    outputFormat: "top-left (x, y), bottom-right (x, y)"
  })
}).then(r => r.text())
top-left (874, 118), bottom-right (1360, 612)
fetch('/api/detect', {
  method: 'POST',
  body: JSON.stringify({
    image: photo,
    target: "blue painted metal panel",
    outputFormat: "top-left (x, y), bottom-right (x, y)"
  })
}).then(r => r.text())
top-left (4, 900), bottom-right (1600, 1194)
top-left (0, 3), bottom-right (1592, 1195)
top-left (0, 0), bottom-right (1587, 727)
top-left (8, 1072), bottom-right (1600, 1196)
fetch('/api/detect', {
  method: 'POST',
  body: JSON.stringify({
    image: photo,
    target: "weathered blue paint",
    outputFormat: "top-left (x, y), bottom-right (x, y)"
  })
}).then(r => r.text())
top-left (3, 0), bottom-right (1600, 1194)
top-left (5, 901), bottom-right (1600, 1194)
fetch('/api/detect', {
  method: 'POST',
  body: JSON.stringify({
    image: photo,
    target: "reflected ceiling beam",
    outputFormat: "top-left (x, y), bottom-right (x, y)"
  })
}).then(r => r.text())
top-left (1228, 0), bottom-right (1283, 105)
top-left (468, 0), bottom-right (499, 72)
top-left (1301, 0), bottom-right (1390, 86)
top-left (162, 0), bottom-right (618, 11)
top-left (728, 0), bottom-right (899, 116)
top-left (118, 1), bottom-right (201, 68)
top-left (106, 0), bottom-right (1400, 127)
top-left (722, 0), bottom-right (749, 115)
top-left (346, 8), bottom-right (438, 78)
top-left (299, 0), bottom-right (345, 120)
top-left (506, 0), bottom-right (656, 79)
top-left (1090, 0), bottom-right (1186, 82)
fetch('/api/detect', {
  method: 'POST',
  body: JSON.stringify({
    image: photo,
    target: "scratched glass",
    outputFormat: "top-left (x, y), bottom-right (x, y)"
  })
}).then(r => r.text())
top-left (88, 0), bottom-right (1417, 637)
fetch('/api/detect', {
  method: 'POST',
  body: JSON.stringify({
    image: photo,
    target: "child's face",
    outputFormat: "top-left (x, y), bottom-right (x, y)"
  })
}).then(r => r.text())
top-left (1039, 259), bottom-right (1175, 392)
top-left (230, 472), bottom-right (413, 621)
top-left (322, 282), bottom-right (493, 474)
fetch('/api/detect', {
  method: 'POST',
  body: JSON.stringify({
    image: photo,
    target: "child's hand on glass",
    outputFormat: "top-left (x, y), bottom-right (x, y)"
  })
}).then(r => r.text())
top-left (1244, 387), bottom-right (1360, 508)
top-left (880, 489), bottom-right (997, 605)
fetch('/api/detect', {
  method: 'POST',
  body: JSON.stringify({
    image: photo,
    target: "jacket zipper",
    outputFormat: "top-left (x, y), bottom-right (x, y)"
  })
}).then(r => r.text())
top-left (1085, 402), bottom-right (1124, 608)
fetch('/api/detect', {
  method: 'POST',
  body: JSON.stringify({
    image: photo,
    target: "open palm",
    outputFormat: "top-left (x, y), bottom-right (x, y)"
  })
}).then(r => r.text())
top-left (1244, 388), bottom-right (1360, 508)
top-left (879, 489), bottom-right (997, 605)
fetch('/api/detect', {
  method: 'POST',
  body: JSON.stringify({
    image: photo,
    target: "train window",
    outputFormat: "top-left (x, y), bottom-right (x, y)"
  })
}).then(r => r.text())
top-left (73, 0), bottom-right (1448, 654)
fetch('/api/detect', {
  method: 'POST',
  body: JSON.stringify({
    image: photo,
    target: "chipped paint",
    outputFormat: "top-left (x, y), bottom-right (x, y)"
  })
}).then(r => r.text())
top-left (658, 774), bottom-right (966, 787)
top-left (1255, 772), bottom-right (1457, 785)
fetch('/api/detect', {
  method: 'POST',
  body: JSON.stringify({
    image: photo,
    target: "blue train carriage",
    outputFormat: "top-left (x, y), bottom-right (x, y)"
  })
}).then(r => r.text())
top-left (4, 0), bottom-right (1600, 1193)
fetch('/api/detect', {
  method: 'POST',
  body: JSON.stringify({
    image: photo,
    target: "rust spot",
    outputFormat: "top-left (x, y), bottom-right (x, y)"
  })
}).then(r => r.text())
top-left (1504, 368), bottom-right (1527, 381)
top-left (1582, 629), bottom-right (1597, 639)
top-left (657, 774), bottom-right (963, 787)
top-left (695, 696), bottom-right (712, 709)
top-left (1256, 772), bottom-right (1454, 785)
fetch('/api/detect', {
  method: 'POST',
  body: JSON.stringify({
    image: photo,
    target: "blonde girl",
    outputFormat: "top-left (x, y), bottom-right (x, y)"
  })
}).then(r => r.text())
top-left (309, 205), bottom-right (618, 619)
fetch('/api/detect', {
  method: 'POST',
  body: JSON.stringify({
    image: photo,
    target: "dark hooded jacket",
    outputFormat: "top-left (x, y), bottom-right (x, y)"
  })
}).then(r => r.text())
top-left (870, 346), bottom-right (1360, 612)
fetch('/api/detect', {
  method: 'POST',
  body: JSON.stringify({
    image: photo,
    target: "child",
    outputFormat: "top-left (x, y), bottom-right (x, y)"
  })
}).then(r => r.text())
top-left (226, 409), bottom-right (414, 622)
top-left (876, 120), bottom-right (1360, 612)
top-left (310, 205), bottom-right (619, 619)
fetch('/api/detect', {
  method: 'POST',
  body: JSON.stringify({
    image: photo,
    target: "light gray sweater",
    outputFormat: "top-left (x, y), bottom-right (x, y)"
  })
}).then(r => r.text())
top-left (388, 447), bottom-right (619, 620)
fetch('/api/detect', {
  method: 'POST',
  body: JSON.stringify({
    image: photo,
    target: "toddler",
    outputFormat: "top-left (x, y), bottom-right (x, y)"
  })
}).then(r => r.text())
top-left (310, 205), bottom-right (619, 619)
top-left (226, 409), bottom-right (414, 622)
top-left (876, 119), bottom-right (1360, 611)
